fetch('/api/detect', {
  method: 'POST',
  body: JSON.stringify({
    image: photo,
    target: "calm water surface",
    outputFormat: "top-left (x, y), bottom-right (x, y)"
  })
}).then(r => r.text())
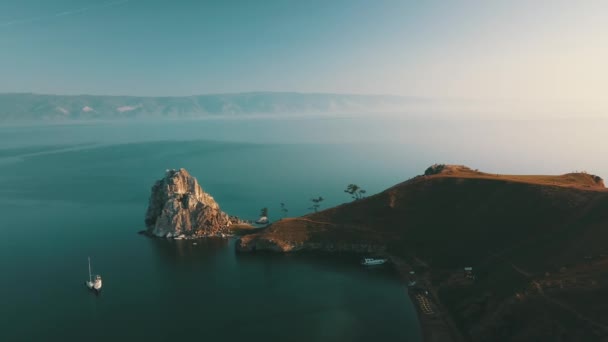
top-left (1, 117), bottom-right (606, 341)
top-left (0, 119), bottom-right (426, 342)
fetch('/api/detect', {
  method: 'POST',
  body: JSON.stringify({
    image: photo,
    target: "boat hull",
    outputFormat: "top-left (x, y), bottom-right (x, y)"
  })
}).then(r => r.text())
top-left (361, 259), bottom-right (387, 266)
top-left (361, 261), bottom-right (386, 266)
top-left (85, 281), bottom-right (102, 293)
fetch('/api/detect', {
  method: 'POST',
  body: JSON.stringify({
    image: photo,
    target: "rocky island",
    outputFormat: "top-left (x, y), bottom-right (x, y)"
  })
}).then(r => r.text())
top-left (144, 168), bottom-right (241, 238)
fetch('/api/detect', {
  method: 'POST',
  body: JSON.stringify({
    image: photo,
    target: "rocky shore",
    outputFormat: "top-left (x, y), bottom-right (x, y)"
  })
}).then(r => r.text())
top-left (235, 216), bottom-right (388, 253)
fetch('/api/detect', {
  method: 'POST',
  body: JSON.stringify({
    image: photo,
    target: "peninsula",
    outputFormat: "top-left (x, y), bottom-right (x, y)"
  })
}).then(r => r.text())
top-left (142, 165), bottom-right (608, 340)
top-left (238, 165), bottom-right (608, 341)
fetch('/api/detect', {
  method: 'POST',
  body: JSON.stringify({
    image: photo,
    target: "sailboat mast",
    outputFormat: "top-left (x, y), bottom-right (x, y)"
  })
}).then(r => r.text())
top-left (88, 257), bottom-right (92, 282)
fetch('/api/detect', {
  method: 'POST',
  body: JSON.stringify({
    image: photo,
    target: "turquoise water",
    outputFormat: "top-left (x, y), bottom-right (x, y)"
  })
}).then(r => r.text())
top-left (0, 119), bottom-right (424, 341)
top-left (1, 117), bottom-right (606, 341)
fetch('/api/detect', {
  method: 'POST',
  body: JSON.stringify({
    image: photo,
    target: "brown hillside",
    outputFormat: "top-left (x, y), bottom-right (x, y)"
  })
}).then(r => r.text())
top-left (238, 165), bottom-right (608, 341)
top-left (240, 165), bottom-right (608, 267)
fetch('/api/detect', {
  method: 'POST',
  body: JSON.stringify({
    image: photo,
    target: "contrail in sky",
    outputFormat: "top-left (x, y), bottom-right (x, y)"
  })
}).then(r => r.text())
top-left (0, 0), bottom-right (131, 28)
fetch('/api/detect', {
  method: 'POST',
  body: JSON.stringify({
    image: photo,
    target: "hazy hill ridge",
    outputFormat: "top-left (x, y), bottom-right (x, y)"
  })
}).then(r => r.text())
top-left (0, 92), bottom-right (420, 121)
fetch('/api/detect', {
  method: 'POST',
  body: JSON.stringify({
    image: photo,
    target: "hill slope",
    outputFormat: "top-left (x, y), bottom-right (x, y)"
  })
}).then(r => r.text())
top-left (239, 165), bottom-right (607, 262)
top-left (238, 165), bottom-right (608, 341)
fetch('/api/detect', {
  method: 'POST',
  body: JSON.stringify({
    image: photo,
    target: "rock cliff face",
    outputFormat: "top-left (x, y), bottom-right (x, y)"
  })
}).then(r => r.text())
top-left (144, 168), bottom-right (232, 237)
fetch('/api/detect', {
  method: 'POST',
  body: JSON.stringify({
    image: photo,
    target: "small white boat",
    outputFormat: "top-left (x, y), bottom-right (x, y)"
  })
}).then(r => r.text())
top-left (255, 216), bottom-right (269, 225)
top-left (361, 257), bottom-right (387, 266)
top-left (85, 257), bottom-right (102, 293)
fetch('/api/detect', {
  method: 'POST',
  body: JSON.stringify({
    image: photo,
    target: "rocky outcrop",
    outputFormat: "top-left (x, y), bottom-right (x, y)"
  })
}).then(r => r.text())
top-left (144, 168), bottom-right (232, 237)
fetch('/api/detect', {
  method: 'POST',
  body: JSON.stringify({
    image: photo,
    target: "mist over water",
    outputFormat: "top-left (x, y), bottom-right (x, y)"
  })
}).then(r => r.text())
top-left (1, 116), bottom-right (605, 176)
top-left (0, 116), bottom-right (605, 341)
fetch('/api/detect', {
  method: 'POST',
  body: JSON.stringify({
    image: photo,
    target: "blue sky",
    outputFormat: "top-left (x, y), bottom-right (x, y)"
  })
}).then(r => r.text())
top-left (0, 0), bottom-right (606, 107)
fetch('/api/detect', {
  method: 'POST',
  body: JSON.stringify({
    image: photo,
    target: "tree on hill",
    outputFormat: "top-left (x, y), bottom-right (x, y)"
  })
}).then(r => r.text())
top-left (280, 202), bottom-right (288, 218)
top-left (424, 164), bottom-right (446, 176)
top-left (309, 196), bottom-right (324, 213)
top-left (260, 207), bottom-right (268, 217)
top-left (344, 184), bottom-right (366, 201)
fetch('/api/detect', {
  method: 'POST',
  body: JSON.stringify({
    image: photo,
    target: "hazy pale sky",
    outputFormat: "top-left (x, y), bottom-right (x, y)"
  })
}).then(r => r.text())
top-left (0, 0), bottom-right (606, 106)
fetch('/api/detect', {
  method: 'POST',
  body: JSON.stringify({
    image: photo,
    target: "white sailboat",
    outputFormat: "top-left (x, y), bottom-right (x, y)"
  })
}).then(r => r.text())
top-left (85, 257), bottom-right (102, 292)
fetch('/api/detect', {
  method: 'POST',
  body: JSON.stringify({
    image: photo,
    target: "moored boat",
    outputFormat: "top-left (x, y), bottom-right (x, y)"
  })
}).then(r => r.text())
top-left (255, 216), bottom-right (269, 225)
top-left (361, 257), bottom-right (387, 266)
top-left (85, 257), bottom-right (103, 293)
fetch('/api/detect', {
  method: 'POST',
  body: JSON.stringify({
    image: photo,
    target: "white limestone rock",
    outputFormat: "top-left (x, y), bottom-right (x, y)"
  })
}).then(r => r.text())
top-left (145, 168), bottom-right (232, 237)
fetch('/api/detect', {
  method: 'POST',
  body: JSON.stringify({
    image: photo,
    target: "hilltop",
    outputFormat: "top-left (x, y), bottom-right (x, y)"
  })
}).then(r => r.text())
top-left (238, 165), bottom-right (608, 341)
top-left (422, 164), bottom-right (605, 189)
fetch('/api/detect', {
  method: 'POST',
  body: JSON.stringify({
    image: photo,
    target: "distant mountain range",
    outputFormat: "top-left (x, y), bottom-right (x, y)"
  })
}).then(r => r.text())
top-left (0, 92), bottom-right (423, 122)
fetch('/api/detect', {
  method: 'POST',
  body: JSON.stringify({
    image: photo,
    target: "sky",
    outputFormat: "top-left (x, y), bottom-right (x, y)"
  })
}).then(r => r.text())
top-left (0, 0), bottom-right (606, 110)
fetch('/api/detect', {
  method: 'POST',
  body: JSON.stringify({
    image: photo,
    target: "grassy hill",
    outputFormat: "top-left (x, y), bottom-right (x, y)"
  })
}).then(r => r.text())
top-left (238, 165), bottom-right (608, 341)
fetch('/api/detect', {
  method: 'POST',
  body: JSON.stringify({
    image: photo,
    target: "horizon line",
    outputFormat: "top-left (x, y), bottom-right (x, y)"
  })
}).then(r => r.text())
top-left (0, 90), bottom-right (414, 99)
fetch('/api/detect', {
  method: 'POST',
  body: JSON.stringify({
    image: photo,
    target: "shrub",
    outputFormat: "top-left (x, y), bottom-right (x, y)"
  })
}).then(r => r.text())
top-left (425, 164), bottom-right (446, 176)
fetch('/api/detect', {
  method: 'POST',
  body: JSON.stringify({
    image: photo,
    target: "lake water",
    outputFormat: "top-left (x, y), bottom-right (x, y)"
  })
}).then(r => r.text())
top-left (0, 117), bottom-right (606, 341)
top-left (0, 118), bottom-right (424, 342)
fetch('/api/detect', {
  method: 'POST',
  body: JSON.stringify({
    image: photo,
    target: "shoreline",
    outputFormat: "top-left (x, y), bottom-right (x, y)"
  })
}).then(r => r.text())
top-left (139, 227), bottom-right (463, 342)
top-left (137, 222), bottom-right (261, 240)
top-left (390, 256), bottom-right (464, 342)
